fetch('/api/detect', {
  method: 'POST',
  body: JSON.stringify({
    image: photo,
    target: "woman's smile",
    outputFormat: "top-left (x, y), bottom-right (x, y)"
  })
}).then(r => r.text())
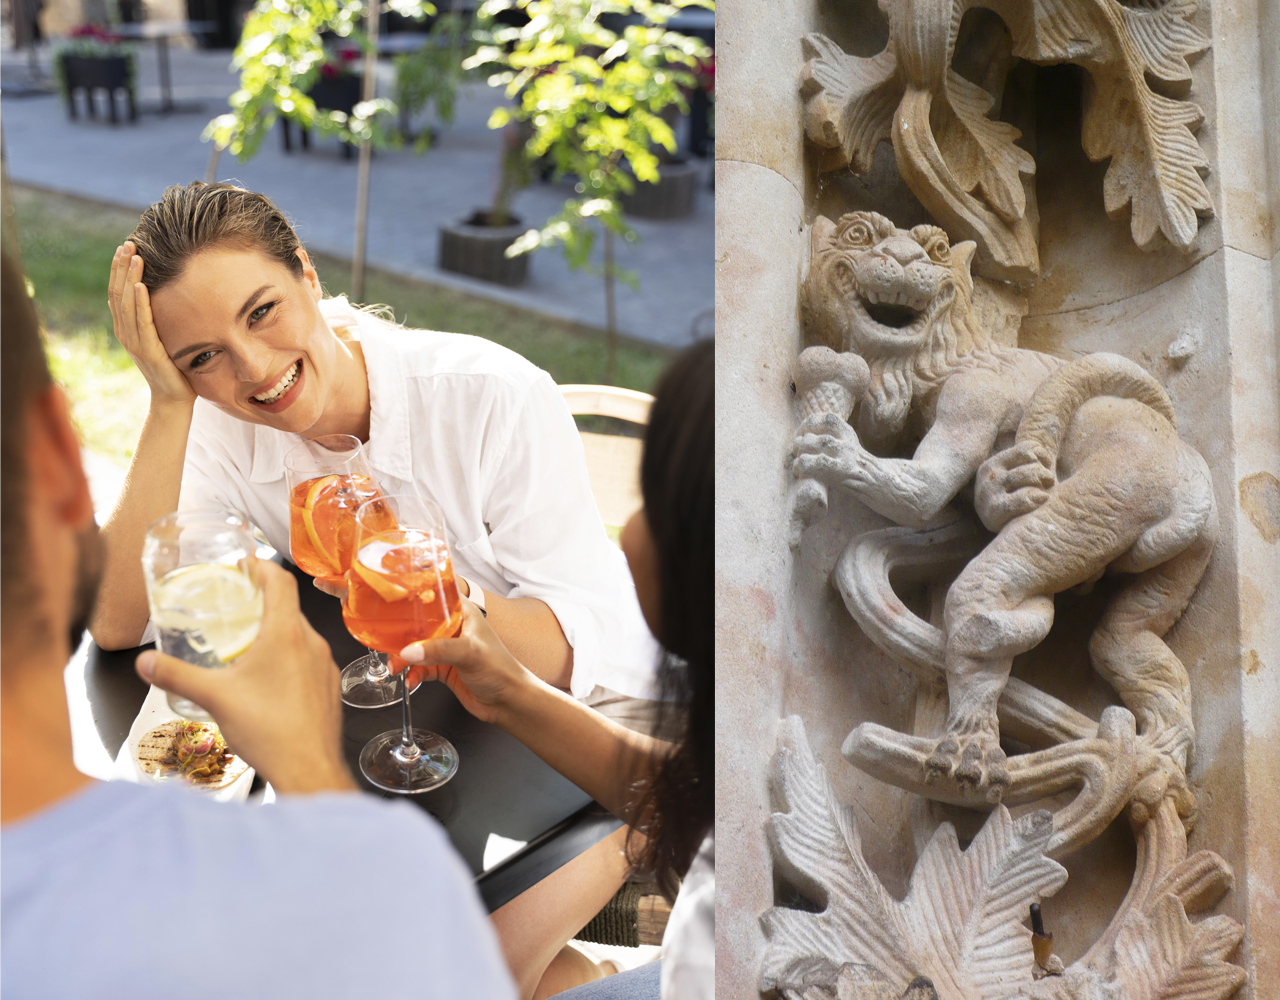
top-left (249, 358), bottom-right (305, 411)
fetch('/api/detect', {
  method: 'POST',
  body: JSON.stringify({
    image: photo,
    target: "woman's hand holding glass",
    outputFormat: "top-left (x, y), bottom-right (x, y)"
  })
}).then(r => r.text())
top-left (393, 603), bottom-right (533, 727)
top-left (107, 241), bottom-right (196, 408)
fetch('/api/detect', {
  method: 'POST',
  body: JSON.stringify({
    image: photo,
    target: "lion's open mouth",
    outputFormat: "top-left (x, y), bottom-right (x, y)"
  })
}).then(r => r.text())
top-left (860, 296), bottom-right (924, 329)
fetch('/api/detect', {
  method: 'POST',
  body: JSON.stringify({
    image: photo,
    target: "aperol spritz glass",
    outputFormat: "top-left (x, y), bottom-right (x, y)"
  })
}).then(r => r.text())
top-left (346, 493), bottom-right (461, 793)
top-left (284, 434), bottom-right (417, 709)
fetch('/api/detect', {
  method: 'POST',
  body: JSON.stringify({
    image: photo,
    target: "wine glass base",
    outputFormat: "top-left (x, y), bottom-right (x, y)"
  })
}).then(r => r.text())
top-left (340, 653), bottom-right (422, 709)
top-left (359, 729), bottom-right (458, 794)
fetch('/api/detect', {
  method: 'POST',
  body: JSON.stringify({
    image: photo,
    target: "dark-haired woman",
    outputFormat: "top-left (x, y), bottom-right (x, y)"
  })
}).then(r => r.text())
top-left (399, 340), bottom-right (714, 999)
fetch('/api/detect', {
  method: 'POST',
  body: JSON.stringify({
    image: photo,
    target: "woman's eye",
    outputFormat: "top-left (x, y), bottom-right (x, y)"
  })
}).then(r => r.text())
top-left (189, 350), bottom-right (216, 370)
top-left (249, 302), bottom-right (273, 324)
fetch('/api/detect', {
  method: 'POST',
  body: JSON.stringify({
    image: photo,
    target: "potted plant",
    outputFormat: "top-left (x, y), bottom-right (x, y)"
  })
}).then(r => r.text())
top-left (438, 119), bottom-right (535, 286)
top-left (463, 0), bottom-right (710, 381)
top-left (53, 25), bottom-right (137, 123)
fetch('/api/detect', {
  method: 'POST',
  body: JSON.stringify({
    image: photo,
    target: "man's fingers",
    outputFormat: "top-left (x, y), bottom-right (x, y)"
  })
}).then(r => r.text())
top-left (136, 649), bottom-right (219, 714)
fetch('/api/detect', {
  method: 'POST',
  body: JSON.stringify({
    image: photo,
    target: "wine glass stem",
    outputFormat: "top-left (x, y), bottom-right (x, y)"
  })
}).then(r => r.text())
top-left (397, 670), bottom-right (420, 761)
top-left (366, 649), bottom-right (388, 679)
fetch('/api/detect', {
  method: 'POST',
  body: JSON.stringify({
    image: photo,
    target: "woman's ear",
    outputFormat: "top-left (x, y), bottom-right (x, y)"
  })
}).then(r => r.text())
top-left (295, 248), bottom-right (323, 302)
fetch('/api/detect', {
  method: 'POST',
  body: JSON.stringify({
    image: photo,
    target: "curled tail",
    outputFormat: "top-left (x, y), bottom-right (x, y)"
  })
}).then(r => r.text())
top-left (1016, 353), bottom-right (1177, 460)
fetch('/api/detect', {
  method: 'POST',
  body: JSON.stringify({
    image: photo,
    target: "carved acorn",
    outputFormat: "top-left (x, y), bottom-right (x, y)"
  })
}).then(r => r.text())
top-left (790, 346), bottom-right (871, 547)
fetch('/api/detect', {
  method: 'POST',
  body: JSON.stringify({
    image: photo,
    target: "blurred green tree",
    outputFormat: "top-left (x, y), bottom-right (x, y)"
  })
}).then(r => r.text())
top-left (468, 0), bottom-right (710, 381)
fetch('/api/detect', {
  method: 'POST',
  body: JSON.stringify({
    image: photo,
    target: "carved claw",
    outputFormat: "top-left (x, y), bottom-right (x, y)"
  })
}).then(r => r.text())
top-left (924, 732), bottom-right (1010, 800)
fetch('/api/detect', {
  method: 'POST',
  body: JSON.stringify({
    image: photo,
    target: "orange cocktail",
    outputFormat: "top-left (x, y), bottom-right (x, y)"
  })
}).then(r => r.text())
top-left (343, 528), bottom-right (463, 653)
top-left (288, 473), bottom-right (380, 582)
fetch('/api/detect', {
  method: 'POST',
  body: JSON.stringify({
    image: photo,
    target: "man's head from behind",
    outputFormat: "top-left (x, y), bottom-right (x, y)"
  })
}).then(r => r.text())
top-left (1, 251), bottom-right (102, 660)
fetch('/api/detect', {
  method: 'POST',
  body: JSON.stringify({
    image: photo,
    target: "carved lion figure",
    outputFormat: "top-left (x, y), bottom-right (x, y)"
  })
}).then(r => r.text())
top-left (791, 211), bottom-right (1215, 808)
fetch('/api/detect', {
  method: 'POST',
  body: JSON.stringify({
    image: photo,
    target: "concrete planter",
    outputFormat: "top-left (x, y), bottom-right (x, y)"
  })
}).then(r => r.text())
top-left (438, 212), bottom-right (530, 287)
top-left (621, 158), bottom-right (700, 219)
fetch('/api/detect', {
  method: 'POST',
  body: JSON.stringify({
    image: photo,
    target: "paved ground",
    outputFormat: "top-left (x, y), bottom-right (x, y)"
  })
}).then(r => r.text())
top-left (3, 41), bottom-right (713, 348)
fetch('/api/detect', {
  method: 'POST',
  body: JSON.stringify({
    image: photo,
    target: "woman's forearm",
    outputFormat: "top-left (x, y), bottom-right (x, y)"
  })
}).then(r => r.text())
top-left (471, 588), bottom-right (573, 689)
top-left (495, 675), bottom-right (665, 822)
top-left (89, 399), bottom-right (194, 649)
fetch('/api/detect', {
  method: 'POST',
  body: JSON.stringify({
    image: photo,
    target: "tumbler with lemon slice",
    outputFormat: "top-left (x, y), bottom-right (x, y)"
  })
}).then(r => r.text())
top-left (142, 509), bottom-right (264, 721)
top-left (284, 435), bottom-right (409, 709)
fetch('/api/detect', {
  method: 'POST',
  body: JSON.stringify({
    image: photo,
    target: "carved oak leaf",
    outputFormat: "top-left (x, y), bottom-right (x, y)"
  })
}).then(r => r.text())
top-left (801, 33), bottom-right (902, 174)
top-left (1003, 0), bottom-right (1213, 250)
top-left (761, 716), bottom-right (916, 994)
top-left (898, 807), bottom-right (1068, 1000)
top-left (934, 70), bottom-right (1035, 224)
top-left (1111, 894), bottom-right (1246, 1000)
top-left (762, 718), bottom-right (1068, 999)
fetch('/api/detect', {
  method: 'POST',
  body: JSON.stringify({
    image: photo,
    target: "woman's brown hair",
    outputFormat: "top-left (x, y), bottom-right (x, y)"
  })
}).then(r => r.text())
top-left (127, 181), bottom-right (304, 291)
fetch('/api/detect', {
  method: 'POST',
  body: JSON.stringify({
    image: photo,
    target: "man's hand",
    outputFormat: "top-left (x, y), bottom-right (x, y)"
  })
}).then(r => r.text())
top-left (395, 602), bottom-right (535, 727)
top-left (136, 560), bottom-right (355, 794)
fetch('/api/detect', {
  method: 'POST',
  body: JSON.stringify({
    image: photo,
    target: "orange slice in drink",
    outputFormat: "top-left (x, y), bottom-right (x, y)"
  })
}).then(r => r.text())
top-left (301, 475), bottom-right (344, 575)
top-left (351, 549), bottom-right (411, 603)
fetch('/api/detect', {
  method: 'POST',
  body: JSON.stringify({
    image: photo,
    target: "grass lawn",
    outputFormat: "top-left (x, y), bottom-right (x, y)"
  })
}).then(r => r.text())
top-left (12, 184), bottom-right (669, 468)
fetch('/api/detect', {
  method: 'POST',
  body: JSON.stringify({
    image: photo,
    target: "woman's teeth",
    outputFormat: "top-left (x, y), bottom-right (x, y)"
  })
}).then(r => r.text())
top-left (254, 361), bottom-right (300, 403)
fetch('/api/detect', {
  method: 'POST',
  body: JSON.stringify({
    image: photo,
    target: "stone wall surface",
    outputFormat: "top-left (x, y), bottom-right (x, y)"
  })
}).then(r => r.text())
top-left (715, 0), bottom-right (1280, 998)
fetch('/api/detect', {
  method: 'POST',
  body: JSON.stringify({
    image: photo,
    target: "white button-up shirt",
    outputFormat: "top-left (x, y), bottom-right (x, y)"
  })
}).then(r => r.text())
top-left (176, 297), bottom-right (659, 700)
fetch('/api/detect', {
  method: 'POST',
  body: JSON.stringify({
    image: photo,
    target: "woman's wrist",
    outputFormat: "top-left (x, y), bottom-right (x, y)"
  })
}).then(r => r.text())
top-left (490, 664), bottom-right (552, 734)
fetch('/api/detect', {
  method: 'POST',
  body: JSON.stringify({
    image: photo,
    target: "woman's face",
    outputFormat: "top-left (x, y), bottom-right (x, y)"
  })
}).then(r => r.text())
top-left (148, 246), bottom-right (338, 435)
top-left (621, 508), bottom-right (661, 641)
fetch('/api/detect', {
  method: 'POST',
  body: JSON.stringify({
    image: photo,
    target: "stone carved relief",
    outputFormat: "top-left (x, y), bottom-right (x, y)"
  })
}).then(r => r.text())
top-left (763, 213), bottom-right (1244, 998)
top-left (800, 0), bottom-right (1214, 281)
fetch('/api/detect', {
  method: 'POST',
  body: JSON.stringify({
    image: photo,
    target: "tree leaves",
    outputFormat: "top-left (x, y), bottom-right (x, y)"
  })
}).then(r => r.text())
top-left (761, 718), bottom-right (1067, 1000)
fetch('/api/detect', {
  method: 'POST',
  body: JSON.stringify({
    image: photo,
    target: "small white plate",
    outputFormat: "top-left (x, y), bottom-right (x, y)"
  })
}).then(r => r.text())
top-left (113, 685), bottom-right (256, 803)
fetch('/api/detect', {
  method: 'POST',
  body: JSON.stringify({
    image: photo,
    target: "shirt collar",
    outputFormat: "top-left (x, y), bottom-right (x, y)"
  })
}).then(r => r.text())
top-left (248, 297), bottom-right (414, 486)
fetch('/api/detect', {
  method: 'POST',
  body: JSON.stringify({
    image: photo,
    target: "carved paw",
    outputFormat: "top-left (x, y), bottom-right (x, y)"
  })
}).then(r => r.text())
top-left (924, 731), bottom-right (1011, 799)
top-left (975, 441), bottom-right (1057, 533)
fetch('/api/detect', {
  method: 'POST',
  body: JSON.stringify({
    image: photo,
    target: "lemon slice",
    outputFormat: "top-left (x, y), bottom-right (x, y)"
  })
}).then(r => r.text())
top-left (352, 552), bottom-right (411, 603)
top-left (149, 563), bottom-right (263, 662)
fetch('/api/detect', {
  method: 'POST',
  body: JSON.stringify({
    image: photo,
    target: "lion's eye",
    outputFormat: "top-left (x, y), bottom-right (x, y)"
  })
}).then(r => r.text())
top-left (925, 236), bottom-right (950, 261)
top-left (847, 222), bottom-right (874, 246)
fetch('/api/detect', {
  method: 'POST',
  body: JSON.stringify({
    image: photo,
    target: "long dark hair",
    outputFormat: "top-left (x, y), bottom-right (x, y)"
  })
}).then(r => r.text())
top-left (630, 339), bottom-right (713, 900)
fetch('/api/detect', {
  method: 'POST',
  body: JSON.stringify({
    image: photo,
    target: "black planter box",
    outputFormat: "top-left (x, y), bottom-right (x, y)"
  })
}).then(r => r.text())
top-left (438, 212), bottom-right (530, 287)
top-left (60, 54), bottom-right (136, 123)
top-left (281, 75), bottom-right (363, 159)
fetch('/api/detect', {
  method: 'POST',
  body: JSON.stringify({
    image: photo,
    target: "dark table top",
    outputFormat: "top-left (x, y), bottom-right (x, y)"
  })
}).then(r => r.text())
top-left (83, 560), bottom-right (620, 913)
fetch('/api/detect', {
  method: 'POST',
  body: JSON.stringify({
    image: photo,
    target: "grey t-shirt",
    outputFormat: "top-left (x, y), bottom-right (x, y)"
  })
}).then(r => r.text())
top-left (2, 780), bottom-right (517, 999)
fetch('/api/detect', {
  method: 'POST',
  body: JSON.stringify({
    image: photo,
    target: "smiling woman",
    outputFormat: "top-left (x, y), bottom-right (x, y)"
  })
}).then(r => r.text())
top-left (88, 181), bottom-right (666, 994)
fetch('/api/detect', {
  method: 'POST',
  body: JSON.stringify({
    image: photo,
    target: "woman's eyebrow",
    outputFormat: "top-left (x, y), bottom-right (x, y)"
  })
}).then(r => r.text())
top-left (171, 341), bottom-right (216, 363)
top-left (236, 284), bottom-right (275, 322)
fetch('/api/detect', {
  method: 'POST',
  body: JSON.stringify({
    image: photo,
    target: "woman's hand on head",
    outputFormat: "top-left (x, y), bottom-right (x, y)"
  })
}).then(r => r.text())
top-left (108, 241), bottom-right (197, 408)
top-left (391, 602), bottom-right (534, 727)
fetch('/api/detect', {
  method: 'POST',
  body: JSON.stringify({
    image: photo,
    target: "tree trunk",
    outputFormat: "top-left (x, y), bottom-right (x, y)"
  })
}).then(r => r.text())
top-left (351, 0), bottom-right (380, 302)
top-left (603, 227), bottom-right (617, 385)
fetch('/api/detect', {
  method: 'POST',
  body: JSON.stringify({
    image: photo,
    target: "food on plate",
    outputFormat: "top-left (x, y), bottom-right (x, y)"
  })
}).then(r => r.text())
top-left (135, 720), bottom-right (250, 790)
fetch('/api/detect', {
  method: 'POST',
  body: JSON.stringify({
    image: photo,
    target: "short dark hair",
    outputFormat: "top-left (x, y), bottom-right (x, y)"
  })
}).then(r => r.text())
top-left (631, 338), bottom-right (713, 899)
top-left (128, 181), bottom-right (305, 292)
top-left (1, 250), bottom-right (54, 640)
